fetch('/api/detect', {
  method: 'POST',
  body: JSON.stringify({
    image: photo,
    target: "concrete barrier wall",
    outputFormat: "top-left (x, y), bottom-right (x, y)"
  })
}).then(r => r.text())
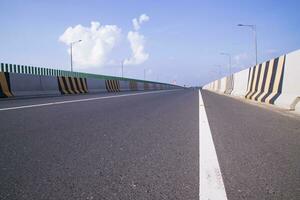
top-left (203, 49), bottom-right (300, 111)
top-left (58, 76), bottom-right (87, 95)
top-left (137, 82), bottom-right (144, 91)
top-left (225, 75), bottom-right (234, 94)
top-left (105, 80), bottom-right (120, 92)
top-left (160, 84), bottom-right (164, 90)
top-left (10, 73), bottom-right (41, 96)
top-left (148, 83), bottom-right (154, 90)
top-left (129, 80), bottom-right (138, 91)
top-left (231, 68), bottom-right (249, 97)
top-left (86, 78), bottom-right (106, 93)
top-left (144, 82), bottom-right (149, 90)
top-left (211, 81), bottom-right (215, 91)
top-left (41, 76), bottom-right (61, 95)
top-left (0, 62), bottom-right (181, 98)
top-left (149, 82), bottom-right (155, 90)
top-left (216, 80), bottom-right (221, 92)
top-left (0, 72), bottom-right (12, 97)
top-left (220, 77), bottom-right (226, 93)
top-left (119, 80), bottom-right (130, 91)
top-left (10, 73), bottom-right (60, 96)
top-left (275, 49), bottom-right (300, 110)
top-left (245, 55), bottom-right (285, 104)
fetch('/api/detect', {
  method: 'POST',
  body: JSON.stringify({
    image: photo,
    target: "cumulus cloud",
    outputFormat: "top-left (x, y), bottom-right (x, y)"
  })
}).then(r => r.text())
top-left (132, 14), bottom-right (150, 31)
top-left (124, 14), bottom-right (150, 65)
top-left (124, 31), bottom-right (149, 65)
top-left (59, 21), bottom-right (121, 68)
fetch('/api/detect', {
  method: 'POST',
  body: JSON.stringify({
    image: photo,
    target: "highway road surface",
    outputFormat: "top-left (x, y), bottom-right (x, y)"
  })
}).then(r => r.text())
top-left (0, 89), bottom-right (299, 199)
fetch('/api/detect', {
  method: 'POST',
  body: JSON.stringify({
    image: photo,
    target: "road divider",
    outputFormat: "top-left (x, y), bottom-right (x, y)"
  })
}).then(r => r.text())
top-left (0, 72), bottom-right (12, 97)
top-left (203, 49), bottom-right (300, 112)
top-left (58, 76), bottom-right (87, 95)
top-left (86, 78), bottom-right (106, 93)
top-left (129, 80), bottom-right (138, 91)
top-left (10, 74), bottom-right (60, 96)
top-left (144, 82), bottom-right (149, 90)
top-left (0, 62), bottom-right (181, 98)
top-left (105, 80), bottom-right (120, 92)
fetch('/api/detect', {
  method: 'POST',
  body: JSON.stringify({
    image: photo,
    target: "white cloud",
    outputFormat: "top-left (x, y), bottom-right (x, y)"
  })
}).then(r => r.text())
top-left (132, 18), bottom-right (140, 31)
top-left (124, 31), bottom-right (149, 65)
top-left (132, 14), bottom-right (150, 31)
top-left (139, 14), bottom-right (150, 25)
top-left (125, 14), bottom-right (150, 65)
top-left (59, 21), bottom-right (121, 68)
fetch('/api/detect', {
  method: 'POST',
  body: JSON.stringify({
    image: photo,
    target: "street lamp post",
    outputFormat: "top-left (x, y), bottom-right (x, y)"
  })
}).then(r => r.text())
top-left (121, 60), bottom-right (124, 78)
top-left (70, 40), bottom-right (82, 72)
top-left (220, 52), bottom-right (232, 75)
top-left (238, 24), bottom-right (258, 65)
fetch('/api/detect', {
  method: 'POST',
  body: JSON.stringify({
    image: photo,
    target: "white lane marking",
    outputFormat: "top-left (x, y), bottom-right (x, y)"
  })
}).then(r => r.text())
top-left (0, 90), bottom-right (179, 111)
top-left (199, 90), bottom-right (228, 200)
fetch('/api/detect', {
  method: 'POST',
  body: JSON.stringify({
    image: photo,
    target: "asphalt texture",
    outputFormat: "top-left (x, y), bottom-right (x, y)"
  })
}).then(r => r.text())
top-left (1, 89), bottom-right (300, 200)
top-left (0, 90), bottom-right (199, 200)
top-left (202, 90), bottom-right (300, 200)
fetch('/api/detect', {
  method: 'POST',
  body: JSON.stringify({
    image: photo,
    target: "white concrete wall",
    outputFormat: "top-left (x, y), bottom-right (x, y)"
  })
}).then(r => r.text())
top-left (137, 82), bottom-right (144, 91)
top-left (86, 78), bottom-right (106, 93)
top-left (213, 80), bottom-right (218, 91)
top-left (119, 80), bottom-right (130, 91)
top-left (276, 49), bottom-right (300, 109)
top-left (231, 68), bottom-right (249, 97)
top-left (219, 77), bottom-right (226, 93)
top-left (9, 74), bottom-right (60, 96)
top-left (216, 79), bottom-right (221, 92)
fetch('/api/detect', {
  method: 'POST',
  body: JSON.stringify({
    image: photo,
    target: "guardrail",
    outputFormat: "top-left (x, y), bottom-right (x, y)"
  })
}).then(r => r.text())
top-left (0, 63), bottom-right (181, 98)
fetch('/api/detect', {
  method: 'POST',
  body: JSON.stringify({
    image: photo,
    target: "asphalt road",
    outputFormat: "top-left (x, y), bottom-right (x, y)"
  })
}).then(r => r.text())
top-left (0, 89), bottom-right (299, 199)
top-left (0, 90), bottom-right (199, 200)
top-left (202, 90), bottom-right (300, 200)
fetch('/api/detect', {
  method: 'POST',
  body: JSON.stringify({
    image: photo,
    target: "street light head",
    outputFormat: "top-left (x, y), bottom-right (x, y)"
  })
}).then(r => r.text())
top-left (237, 24), bottom-right (255, 29)
top-left (70, 40), bottom-right (82, 45)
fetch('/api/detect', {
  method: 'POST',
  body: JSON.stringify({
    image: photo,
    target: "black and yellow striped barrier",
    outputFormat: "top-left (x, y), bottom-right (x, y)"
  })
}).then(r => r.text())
top-left (245, 55), bottom-right (285, 104)
top-left (105, 80), bottom-right (120, 92)
top-left (57, 76), bottom-right (88, 95)
top-left (0, 72), bottom-right (13, 97)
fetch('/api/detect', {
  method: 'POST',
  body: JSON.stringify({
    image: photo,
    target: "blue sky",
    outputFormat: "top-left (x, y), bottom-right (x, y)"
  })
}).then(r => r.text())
top-left (1, 0), bottom-right (300, 86)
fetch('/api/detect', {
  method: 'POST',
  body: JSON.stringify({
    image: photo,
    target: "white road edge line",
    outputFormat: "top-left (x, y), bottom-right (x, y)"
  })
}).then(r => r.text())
top-left (0, 90), bottom-right (179, 111)
top-left (199, 89), bottom-right (228, 200)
